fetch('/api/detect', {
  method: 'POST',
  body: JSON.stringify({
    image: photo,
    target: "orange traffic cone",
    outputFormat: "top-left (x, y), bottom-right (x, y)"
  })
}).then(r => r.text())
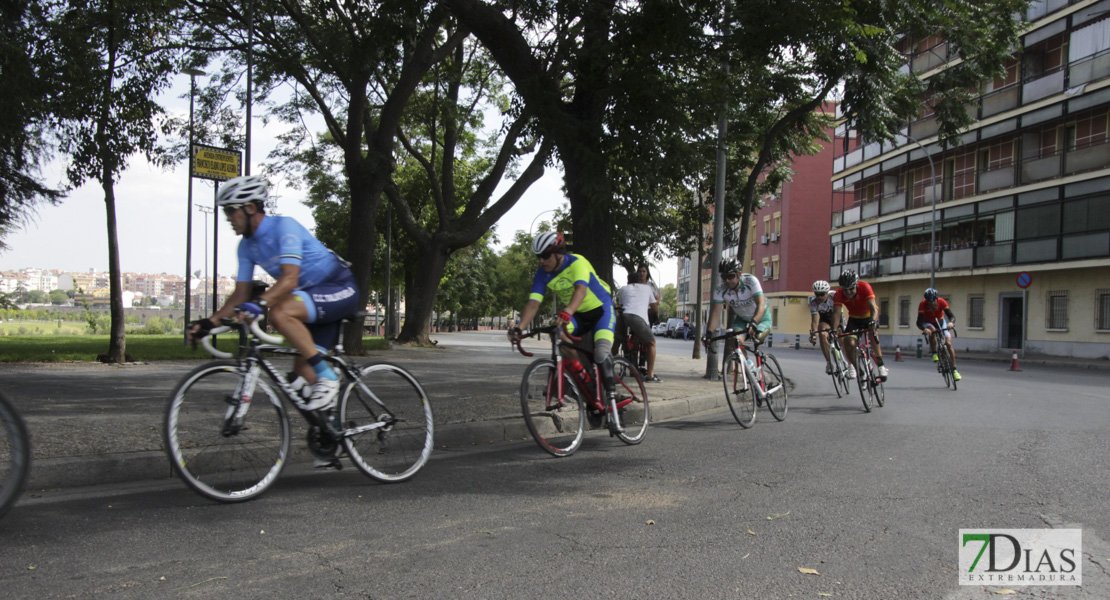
top-left (1008, 350), bottom-right (1022, 371)
top-left (894, 345), bottom-right (903, 362)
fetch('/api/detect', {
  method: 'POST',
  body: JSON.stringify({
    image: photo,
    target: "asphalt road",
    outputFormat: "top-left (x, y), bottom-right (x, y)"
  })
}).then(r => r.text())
top-left (1, 340), bottom-right (1108, 599)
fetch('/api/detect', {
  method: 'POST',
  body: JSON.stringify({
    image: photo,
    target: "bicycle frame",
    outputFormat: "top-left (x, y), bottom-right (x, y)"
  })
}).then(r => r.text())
top-left (708, 331), bottom-right (782, 399)
top-left (202, 319), bottom-right (399, 439)
top-left (513, 324), bottom-right (641, 425)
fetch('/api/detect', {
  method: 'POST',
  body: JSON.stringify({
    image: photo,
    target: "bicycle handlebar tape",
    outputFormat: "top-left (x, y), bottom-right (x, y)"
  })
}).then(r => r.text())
top-left (557, 311), bottom-right (572, 324)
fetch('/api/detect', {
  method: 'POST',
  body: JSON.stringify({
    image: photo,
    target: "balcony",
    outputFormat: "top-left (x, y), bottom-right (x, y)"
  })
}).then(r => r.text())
top-left (911, 42), bottom-right (949, 73)
top-left (1070, 50), bottom-right (1110, 87)
top-left (1021, 153), bottom-right (1062, 184)
top-left (1022, 69), bottom-right (1065, 104)
top-left (1065, 139), bottom-right (1110, 175)
top-left (979, 165), bottom-right (1015, 193)
top-left (1025, 0), bottom-right (1072, 22)
top-left (980, 84), bottom-right (1021, 118)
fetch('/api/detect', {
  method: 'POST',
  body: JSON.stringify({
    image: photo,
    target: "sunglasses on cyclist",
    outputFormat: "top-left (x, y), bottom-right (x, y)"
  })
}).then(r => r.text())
top-left (722, 273), bottom-right (738, 281)
top-left (538, 251), bottom-right (555, 260)
top-left (815, 292), bottom-right (827, 297)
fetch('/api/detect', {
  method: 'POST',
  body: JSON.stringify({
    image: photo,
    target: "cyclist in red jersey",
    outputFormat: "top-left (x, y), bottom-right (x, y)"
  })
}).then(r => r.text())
top-left (830, 270), bottom-right (888, 381)
top-left (918, 287), bottom-right (961, 381)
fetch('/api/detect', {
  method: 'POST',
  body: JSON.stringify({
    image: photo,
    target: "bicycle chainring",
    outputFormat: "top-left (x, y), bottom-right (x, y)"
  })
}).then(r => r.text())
top-left (306, 425), bottom-right (341, 459)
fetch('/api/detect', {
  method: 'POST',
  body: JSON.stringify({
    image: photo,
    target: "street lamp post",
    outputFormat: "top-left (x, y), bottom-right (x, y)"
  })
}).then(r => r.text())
top-left (196, 204), bottom-right (212, 314)
top-left (182, 67), bottom-right (205, 342)
top-left (903, 133), bottom-right (938, 289)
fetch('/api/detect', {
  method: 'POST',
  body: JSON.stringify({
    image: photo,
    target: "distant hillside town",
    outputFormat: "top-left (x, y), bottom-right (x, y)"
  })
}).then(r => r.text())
top-left (0, 267), bottom-right (270, 310)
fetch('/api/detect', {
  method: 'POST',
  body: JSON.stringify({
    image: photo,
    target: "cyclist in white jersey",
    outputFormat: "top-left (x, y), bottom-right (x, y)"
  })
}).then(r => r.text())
top-left (703, 259), bottom-right (771, 346)
top-left (808, 280), bottom-right (839, 374)
top-left (186, 176), bottom-right (360, 413)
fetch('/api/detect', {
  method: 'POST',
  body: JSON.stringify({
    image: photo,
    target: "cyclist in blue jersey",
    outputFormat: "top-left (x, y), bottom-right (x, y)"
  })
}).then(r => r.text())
top-left (186, 175), bottom-right (360, 412)
top-left (508, 232), bottom-right (618, 412)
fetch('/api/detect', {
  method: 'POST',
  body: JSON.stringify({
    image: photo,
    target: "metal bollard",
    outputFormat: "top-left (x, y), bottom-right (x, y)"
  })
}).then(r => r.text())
top-left (916, 337), bottom-right (923, 359)
top-left (795, 334), bottom-right (800, 350)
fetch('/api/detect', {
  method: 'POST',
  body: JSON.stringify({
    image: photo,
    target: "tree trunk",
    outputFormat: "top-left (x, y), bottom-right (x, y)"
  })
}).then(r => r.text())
top-left (104, 179), bottom-right (126, 363)
top-left (563, 154), bottom-right (614, 286)
top-left (395, 243), bottom-right (451, 345)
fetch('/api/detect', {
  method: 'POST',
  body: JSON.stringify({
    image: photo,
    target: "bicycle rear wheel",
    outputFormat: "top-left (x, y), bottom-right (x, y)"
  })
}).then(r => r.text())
top-left (520, 359), bottom-right (586, 457)
top-left (608, 354), bottom-right (648, 443)
top-left (340, 362), bottom-right (434, 483)
top-left (828, 347), bottom-right (843, 398)
top-left (0, 391), bottom-right (30, 519)
top-left (164, 362), bottom-right (290, 503)
top-left (939, 349), bottom-right (952, 389)
top-left (855, 353), bottom-right (874, 413)
top-left (761, 354), bottom-right (788, 421)
top-left (723, 353), bottom-right (756, 428)
top-left (612, 357), bottom-right (649, 444)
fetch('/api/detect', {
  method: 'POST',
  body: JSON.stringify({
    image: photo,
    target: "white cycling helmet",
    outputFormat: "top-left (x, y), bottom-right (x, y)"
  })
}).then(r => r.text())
top-left (531, 231), bottom-right (565, 255)
top-left (217, 175), bottom-right (269, 210)
top-left (812, 280), bottom-right (830, 293)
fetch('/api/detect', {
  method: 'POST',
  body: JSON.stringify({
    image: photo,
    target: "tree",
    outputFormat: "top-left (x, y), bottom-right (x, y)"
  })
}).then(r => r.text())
top-left (443, 0), bottom-right (1029, 282)
top-left (386, 35), bottom-right (552, 345)
top-left (184, 0), bottom-right (466, 354)
top-left (0, 1), bottom-right (64, 247)
top-left (658, 284), bottom-right (677, 321)
top-left (48, 289), bottom-right (68, 305)
top-left (45, 0), bottom-right (182, 362)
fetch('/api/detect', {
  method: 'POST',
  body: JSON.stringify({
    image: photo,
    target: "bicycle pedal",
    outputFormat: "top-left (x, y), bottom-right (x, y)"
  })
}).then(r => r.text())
top-left (313, 458), bottom-right (342, 470)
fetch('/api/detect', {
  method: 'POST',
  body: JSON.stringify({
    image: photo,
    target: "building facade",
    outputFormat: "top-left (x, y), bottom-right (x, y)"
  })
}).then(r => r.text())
top-left (829, 0), bottom-right (1110, 358)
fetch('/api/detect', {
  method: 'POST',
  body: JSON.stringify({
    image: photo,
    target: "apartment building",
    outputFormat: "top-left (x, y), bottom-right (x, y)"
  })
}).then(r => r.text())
top-left (829, 0), bottom-right (1110, 358)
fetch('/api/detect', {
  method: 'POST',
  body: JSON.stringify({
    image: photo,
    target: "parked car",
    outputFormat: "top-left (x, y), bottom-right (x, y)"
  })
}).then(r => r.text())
top-left (664, 318), bottom-right (685, 338)
top-left (652, 323), bottom-right (668, 336)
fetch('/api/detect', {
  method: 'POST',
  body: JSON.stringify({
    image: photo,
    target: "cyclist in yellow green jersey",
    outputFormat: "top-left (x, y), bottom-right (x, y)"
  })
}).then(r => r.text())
top-left (509, 232), bottom-right (618, 410)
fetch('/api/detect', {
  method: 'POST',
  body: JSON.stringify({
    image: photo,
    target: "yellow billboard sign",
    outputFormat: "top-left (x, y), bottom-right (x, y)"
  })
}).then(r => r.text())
top-left (191, 144), bottom-right (242, 181)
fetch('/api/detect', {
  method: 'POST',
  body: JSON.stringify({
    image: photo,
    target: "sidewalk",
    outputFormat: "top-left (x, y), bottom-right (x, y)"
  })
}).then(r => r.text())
top-left (2, 331), bottom-right (1106, 492)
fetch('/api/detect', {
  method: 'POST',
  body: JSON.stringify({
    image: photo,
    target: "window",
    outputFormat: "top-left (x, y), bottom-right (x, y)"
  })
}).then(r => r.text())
top-left (968, 294), bottom-right (985, 329)
top-left (772, 308), bottom-right (779, 328)
top-left (1098, 290), bottom-right (1110, 332)
top-left (898, 296), bottom-right (911, 327)
top-left (1046, 290), bottom-right (1068, 330)
top-left (879, 299), bottom-right (890, 327)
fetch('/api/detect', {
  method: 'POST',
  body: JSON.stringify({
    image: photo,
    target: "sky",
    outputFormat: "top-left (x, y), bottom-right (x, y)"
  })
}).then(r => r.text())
top-left (0, 78), bottom-right (677, 290)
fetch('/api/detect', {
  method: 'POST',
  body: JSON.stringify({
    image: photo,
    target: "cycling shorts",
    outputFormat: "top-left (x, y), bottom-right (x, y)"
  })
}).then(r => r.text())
top-left (566, 304), bottom-right (616, 346)
top-left (292, 269), bottom-right (361, 351)
top-left (923, 318), bottom-right (951, 339)
top-left (845, 316), bottom-right (874, 336)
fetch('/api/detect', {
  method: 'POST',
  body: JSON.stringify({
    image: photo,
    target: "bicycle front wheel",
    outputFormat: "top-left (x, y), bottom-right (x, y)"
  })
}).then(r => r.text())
top-left (761, 354), bottom-right (788, 421)
top-left (521, 359), bottom-right (586, 457)
top-left (164, 362), bottom-right (290, 503)
top-left (0, 391), bottom-right (30, 519)
top-left (340, 362), bottom-right (434, 483)
top-left (855, 354), bottom-right (874, 413)
top-left (723, 353), bottom-right (756, 428)
top-left (612, 357), bottom-right (649, 445)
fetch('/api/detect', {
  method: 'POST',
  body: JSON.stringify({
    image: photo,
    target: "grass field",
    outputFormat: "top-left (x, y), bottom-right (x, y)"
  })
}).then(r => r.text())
top-left (0, 321), bottom-right (88, 336)
top-left (0, 334), bottom-right (391, 362)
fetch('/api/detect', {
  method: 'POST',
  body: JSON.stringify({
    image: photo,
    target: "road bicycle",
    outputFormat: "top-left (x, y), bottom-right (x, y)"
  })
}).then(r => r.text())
top-left (0, 390), bottom-right (30, 519)
top-left (925, 325), bottom-right (959, 390)
top-left (706, 329), bottom-right (787, 428)
top-left (619, 329), bottom-right (649, 378)
top-left (164, 313), bottom-right (434, 502)
top-left (837, 326), bottom-right (885, 412)
top-left (512, 324), bottom-right (649, 457)
top-left (812, 328), bottom-right (851, 398)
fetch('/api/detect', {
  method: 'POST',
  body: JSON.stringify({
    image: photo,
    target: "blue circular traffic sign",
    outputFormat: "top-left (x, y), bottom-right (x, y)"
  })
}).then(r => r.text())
top-left (1016, 272), bottom-right (1032, 288)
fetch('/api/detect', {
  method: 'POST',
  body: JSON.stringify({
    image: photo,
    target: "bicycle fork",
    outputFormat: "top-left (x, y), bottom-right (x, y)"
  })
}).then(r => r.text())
top-left (224, 363), bottom-right (261, 436)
